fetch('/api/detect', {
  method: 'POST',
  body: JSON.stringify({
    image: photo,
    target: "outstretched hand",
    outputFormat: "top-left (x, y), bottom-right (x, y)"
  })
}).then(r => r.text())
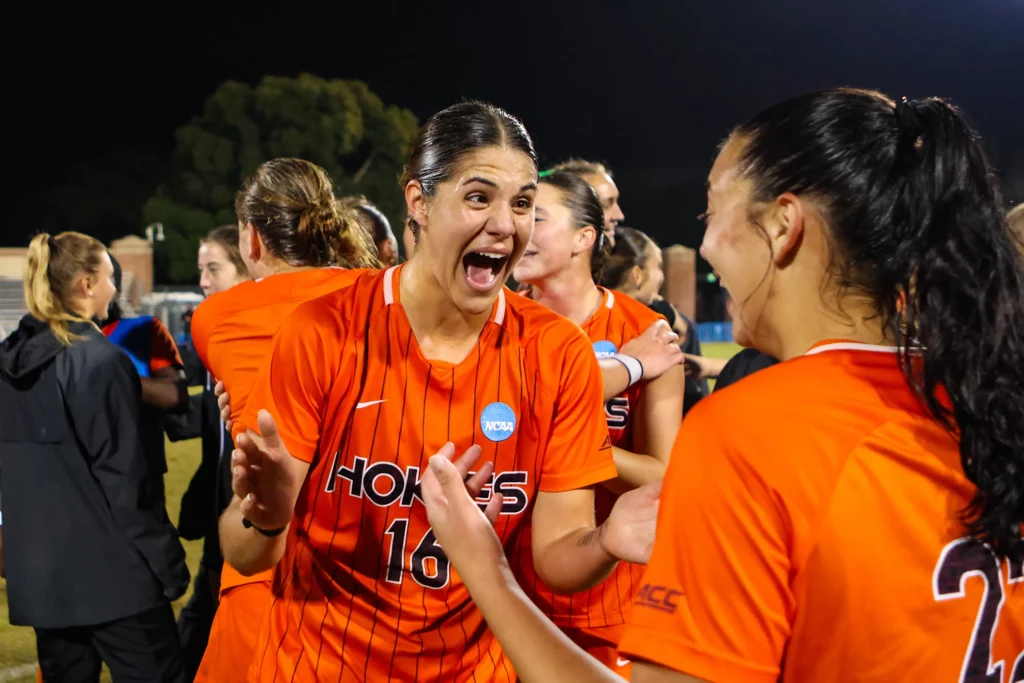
top-left (231, 410), bottom-right (304, 531)
top-left (420, 445), bottom-right (507, 582)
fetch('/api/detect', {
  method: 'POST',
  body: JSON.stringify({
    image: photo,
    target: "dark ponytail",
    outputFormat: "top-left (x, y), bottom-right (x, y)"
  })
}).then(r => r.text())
top-left (235, 158), bottom-right (379, 269)
top-left (735, 88), bottom-right (1024, 558)
top-left (538, 170), bottom-right (609, 280)
top-left (600, 227), bottom-right (652, 291)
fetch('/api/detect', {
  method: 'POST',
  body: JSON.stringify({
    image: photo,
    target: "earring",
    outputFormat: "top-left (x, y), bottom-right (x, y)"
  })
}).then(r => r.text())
top-left (88, 291), bottom-right (94, 298)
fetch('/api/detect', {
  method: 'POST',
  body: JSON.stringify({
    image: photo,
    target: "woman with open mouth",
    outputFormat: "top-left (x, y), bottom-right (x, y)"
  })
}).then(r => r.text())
top-left (218, 100), bottom-right (662, 683)
top-left (513, 169), bottom-right (684, 679)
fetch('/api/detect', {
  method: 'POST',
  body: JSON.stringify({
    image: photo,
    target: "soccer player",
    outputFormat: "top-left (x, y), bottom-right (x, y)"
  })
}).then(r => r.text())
top-left (419, 89), bottom-right (1024, 683)
top-left (554, 159), bottom-right (625, 246)
top-left (173, 225), bottom-right (252, 682)
top-left (190, 159), bottom-right (379, 683)
top-left (100, 252), bottom-right (189, 505)
top-left (600, 227), bottom-right (709, 412)
top-left (340, 195), bottom-right (399, 267)
top-left (223, 101), bottom-right (659, 682)
top-left (513, 170), bottom-right (684, 678)
top-left (1, 232), bottom-right (188, 683)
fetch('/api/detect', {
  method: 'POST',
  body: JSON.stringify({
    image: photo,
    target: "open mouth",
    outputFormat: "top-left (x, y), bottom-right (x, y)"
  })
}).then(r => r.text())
top-left (462, 251), bottom-right (510, 291)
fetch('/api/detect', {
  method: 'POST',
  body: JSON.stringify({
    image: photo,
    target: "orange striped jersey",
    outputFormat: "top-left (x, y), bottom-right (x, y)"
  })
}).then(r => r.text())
top-left (619, 340), bottom-right (1024, 683)
top-left (239, 265), bottom-right (615, 683)
top-left (515, 287), bottom-right (665, 630)
top-left (190, 267), bottom-right (363, 593)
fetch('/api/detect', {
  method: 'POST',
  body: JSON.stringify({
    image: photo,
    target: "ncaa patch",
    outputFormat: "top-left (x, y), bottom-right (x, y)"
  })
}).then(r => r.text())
top-left (480, 402), bottom-right (516, 442)
top-left (592, 340), bottom-right (617, 359)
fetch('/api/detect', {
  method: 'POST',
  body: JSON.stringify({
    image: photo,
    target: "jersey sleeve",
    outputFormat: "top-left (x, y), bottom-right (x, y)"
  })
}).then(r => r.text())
top-left (536, 326), bottom-right (616, 492)
top-left (149, 317), bottom-right (184, 372)
top-left (189, 296), bottom-right (218, 370)
top-left (617, 397), bottom-right (793, 683)
top-left (239, 302), bottom-right (341, 464)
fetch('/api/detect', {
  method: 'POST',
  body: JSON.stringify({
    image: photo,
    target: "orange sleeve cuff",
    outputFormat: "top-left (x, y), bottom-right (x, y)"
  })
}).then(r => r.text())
top-left (539, 462), bottom-right (618, 493)
top-left (276, 428), bottom-right (318, 464)
top-left (238, 408), bottom-right (318, 465)
top-left (619, 627), bottom-right (780, 683)
top-left (218, 563), bottom-right (274, 593)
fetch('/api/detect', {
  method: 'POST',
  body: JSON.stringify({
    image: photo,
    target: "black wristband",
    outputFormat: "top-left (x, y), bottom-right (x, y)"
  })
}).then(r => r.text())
top-left (242, 517), bottom-right (287, 537)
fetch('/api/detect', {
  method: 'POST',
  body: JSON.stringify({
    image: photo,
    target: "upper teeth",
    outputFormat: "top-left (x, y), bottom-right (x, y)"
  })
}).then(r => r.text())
top-left (477, 253), bottom-right (504, 260)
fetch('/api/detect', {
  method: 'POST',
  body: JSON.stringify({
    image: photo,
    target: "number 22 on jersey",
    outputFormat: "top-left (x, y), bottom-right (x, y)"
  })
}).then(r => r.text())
top-left (934, 538), bottom-right (1024, 683)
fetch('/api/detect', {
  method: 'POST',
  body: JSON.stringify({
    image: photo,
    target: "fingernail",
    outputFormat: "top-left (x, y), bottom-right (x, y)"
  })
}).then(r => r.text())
top-left (430, 455), bottom-right (445, 472)
top-left (245, 494), bottom-right (253, 504)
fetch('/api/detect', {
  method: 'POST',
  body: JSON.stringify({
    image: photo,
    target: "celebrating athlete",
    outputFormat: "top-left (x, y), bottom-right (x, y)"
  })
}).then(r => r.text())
top-left (222, 101), bottom-right (658, 682)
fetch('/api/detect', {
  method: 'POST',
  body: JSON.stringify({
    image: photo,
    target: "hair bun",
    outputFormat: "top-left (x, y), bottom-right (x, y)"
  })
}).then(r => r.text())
top-left (296, 199), bottom-right (342, 263)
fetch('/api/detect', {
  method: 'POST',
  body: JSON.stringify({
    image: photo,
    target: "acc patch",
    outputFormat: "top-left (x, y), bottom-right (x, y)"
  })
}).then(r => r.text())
top-left (480, 402), bottom-right (516, 442)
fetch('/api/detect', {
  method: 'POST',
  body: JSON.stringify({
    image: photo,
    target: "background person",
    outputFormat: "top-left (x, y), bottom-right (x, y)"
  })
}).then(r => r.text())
top-left (601, 227), bottom-right (709, 412)
top-left (191, 158), bottom-right (378, 683)
top-left (100, 253), bottom-right (189, 505)
top-left (1, 232), bottom-right (189, 683)
top-left (170, 224), bottom-right (252, 683)
top-left (340, 194), bottom-right (399, 266)
top-left (513, 169), bottom-right (683, 678)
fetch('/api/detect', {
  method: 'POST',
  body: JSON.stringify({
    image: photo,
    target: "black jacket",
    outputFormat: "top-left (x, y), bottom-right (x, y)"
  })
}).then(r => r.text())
top-left (647, 298), bottom-right (710, 413)
top-left (167, 367), bottom-right (232, 570)
top-left (714, 348), bottom-right (779, 392)
top-left (0, 316), bottom-right (189, 628)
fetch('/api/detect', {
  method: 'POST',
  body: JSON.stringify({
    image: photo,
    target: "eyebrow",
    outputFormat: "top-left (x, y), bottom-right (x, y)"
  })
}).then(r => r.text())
top-left (463, 176), bottom-right (498, 188)
top-left (461, 177), bottom-right (538, 193)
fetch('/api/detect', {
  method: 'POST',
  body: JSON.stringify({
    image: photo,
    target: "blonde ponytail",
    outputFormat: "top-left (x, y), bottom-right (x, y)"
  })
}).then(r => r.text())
top-left (23, 232), bottom-right (105, 346)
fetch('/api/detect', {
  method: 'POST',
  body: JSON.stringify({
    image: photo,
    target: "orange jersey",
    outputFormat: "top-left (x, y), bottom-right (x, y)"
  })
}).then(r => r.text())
top-left (619, 341), bottom-right (1024, 683)
top-left (191, 268), bottom-right (365, 440)
top-left (519, 288), bottom-right (665, 632)
top-left (239, 265), bottom-right (615, 683)
top-left (194, 583), bottom-right (272, 683)
top-left (191, 267), bottom-right (363, 595)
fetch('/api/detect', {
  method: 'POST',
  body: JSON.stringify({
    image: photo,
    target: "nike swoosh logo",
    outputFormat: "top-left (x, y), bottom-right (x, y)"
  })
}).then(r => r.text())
top-left (356, 399), bottom-right (387, 409)
top-left (616, 658), bottom-right (630, 667)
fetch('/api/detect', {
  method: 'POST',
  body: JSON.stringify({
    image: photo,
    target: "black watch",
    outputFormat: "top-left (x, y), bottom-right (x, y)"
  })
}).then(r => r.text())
top-left (242, 517), bottom-right (287, 537)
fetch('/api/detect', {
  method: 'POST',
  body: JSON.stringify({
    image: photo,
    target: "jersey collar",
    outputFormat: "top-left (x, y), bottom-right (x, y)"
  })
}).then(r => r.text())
top-left (382, 264), bottom-right (507, 327)
top-left (804, 339), bottom-right (901, 356)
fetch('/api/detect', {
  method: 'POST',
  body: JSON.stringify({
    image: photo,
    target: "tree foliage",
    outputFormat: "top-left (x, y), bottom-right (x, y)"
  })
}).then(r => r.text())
top-left (145, 74), bottom-right (418, 282)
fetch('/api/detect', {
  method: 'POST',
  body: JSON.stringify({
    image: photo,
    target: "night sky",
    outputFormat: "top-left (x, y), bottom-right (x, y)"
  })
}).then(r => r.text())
top-left (7, 0), bottom-right (1024, 263)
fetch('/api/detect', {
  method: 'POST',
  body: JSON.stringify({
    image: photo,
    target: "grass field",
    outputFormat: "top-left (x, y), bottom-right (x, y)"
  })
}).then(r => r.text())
top-left (701, 342), bottom-right (743, 361)
top-left (0, 342), bottom-right (743, 681)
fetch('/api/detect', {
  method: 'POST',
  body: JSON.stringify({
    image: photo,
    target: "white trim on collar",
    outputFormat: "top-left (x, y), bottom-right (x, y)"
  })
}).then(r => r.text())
top-left (383, 265), bottom-right (506, 327)
top-left (804, 342), bottom-right (900, 356)
top-left (383, 265), bottom-right (399, 305)
top-left (494, 288), bottom-right (506, 326)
